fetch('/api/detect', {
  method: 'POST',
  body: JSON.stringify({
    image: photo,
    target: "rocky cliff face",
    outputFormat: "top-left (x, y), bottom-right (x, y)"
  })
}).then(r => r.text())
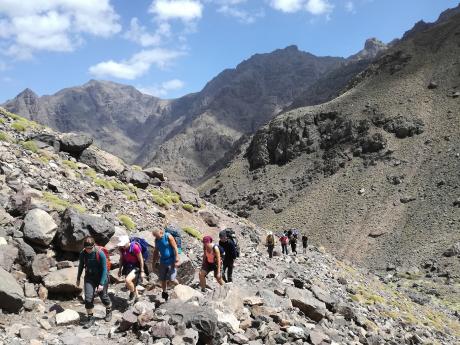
top-left (200, 6), bottom-right (460, 275)
top-left (0, 108), bottom-right (459, 345)
top-left (4, 44), bottom-right (380, 183)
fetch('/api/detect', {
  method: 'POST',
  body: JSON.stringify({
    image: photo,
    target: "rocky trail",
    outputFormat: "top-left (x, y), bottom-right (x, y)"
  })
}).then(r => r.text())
top-left (0, 107), bottom-right (459, 344)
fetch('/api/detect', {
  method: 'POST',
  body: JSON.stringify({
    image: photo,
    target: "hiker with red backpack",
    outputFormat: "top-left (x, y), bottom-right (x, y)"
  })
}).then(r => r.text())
top-left (280, 232), bottom-right (289, 255)
top-left (151, 227), bottom-right (180, 301)
top-left (76, 236), bottom-right (112, 329)
top-left (117, 235), bottom-right (145, 303)
top-left (199, 236), bottom-right (224, 292)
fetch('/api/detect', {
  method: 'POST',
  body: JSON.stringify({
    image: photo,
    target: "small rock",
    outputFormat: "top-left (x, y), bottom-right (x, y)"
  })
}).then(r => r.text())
top-left (56, 309), bottom-right (80, 325)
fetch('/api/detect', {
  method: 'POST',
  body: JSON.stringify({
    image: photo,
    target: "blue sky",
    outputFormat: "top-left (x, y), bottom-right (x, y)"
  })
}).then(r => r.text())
top-left (0, 0), bottom-right (457, 102)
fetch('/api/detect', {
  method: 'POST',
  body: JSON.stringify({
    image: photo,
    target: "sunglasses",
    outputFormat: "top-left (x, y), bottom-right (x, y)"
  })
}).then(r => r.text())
top-left (84, 244), bottom-right (94, 249)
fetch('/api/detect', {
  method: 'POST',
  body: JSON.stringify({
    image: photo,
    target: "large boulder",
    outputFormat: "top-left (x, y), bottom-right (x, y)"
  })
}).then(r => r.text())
top-left (79, 146), bottom-right (125, 176)
top-left (56, 309), bottom-right (80, 325)
top-left (165, 181), bottom-right (201, 207)
top-left (59, 133), bottom-right (93, 155)
top-left (22, 209), bottom-right (58, 247)
top-left (0, 244), bottom-right (19, 272)
top-left (121, 169), bottom-right (150, 189)
top-left (6, 188), bottom-right (44, 217)
top-left (143, 167), bottom-right (166, 181)
top-left (286, 287), bottom-right (326, 322)
top-left (15, 238), bottom-right (36, 273)
top-left (0, 267), bottom-right (25, 313)
top-left (56, 208), bottom-right (114, 252)
top-left (0, 207), bottom-right (14, 225)
top-left (43, 267), bottom-right (81, 294)
top-left (443, 242), bottom-right (460, 257)
top-left (31, 254), bottom-right (55, 283)
top-left (171, 284), bottom-right (203, 302)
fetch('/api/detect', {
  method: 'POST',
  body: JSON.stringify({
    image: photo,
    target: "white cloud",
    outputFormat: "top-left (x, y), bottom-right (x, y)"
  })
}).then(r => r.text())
top-left (305, 0), bottom-right (333, 15)
top-left (149, 0), bottom-right (203, 22)
top-left (124, 18), bottom-right (172, 47)
top-left (216, 0), bottom-right (264, 23)
top-left (270, 0), bottom-right (303, 13)
top-left (0, 0), bottom-right (121, 59)
top-left (139, 78), bottom-right (185, 97)
top-left (89, 48), bottom-right (184, 80)
top-left (345, 1), bottom-right (355, 13)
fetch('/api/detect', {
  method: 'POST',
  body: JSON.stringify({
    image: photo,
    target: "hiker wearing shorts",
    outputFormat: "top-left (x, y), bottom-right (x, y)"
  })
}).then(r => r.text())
top-left (76, 236), bottom-right (111, 329)
top-left (117, 235), bottom-right (145, 302)
top-left (151, 228), bottom-right (179, 301)
top-left (199, 236), bottom-right (224, 292)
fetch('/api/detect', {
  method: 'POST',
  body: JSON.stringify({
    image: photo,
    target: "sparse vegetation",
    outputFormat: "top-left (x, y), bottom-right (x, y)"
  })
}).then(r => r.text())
top-left (84, 168), bottom-right (97, 179)
top-left (131, 165), bottom-right (142, 171)
top-left (70, 204), bottom-right (86, 213)
top-left (0, 131), bottom-right (12, 142)
top-left (62, 160), bottom-right (78, 170)
top-left (182, 203), bottom-right (194, 212)
top-left (109, 180), bottom-right (129, 191)
top-left (149, 188), bottom-right (180, 208)
top-left (124, 191), bottom-right (138, 201)
top-left (183, 226), bottom-right (203, 240)
top-left (43, 192), bottom-right (70, 211)
top-left (94, 177), bottom-right (114, 190)
top-left (12, 122), bottom-right (27, 132)
top-left (118, 214), bottom-right (136, 231)
top-left (20, 140), bottom-right (38, 153)
top-left (0, 118), bottom-right (5, 124)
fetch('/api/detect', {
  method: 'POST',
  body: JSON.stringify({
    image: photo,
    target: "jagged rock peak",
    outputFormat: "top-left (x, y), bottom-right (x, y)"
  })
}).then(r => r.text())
top-left (348, 37), bottom-right (387, 61)
top-left (16, 88), bottom-right (38, 100)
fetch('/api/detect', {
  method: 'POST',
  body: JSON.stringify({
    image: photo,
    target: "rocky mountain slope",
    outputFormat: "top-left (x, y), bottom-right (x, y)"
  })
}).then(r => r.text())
top-left (0, 107), bottom-right (459, 345)
top-left (200, 6), bottom-right (460, 275)
top-left (3, 41), bottom-right (385, 183)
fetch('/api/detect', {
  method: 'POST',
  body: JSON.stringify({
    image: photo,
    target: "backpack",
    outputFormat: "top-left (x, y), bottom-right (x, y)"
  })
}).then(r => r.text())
top-left (224, 228), bottom-right (240, 258)
top-left (83, 246), bottom-right (111, 272)
top-left (214, 244), bottom-right (225, 261)
top-left (266, 235), bottom-right (275, 246)
top-left (165, 225), bottom-right (183, 254)
top-left (281, 236), bottom-right (289, 245)
top-left (129, 237), bottom-right (150, 262)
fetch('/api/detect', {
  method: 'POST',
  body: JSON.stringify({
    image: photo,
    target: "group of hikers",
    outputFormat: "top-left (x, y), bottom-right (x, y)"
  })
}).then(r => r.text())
top-left (75, 226), bottom-right (239, 328)
top-left (265, 228), bottom-right (308, 258)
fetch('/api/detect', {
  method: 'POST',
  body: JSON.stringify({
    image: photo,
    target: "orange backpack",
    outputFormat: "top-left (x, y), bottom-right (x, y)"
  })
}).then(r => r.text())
top-left (84, 246), bottom-right (111, 271)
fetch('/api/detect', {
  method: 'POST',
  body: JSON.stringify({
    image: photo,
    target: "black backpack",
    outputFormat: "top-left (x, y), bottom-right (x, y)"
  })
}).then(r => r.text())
top-left (225, 228), bottom-right (240, 258)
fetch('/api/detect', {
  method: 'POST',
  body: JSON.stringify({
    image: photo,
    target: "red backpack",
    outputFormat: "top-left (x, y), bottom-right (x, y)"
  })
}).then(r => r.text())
top-left (84, 246), bottom-right (111, 271)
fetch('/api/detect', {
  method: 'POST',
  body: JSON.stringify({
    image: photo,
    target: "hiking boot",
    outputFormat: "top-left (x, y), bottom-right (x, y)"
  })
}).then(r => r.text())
top-left (104, 309), bottom-right (112, 322)
top-left (200, 287), bottom-right (206, 293)
top-left (82, 316), bottom-right (95, 329)
top-left (161, 291), bottom-right (169, 301)
top-left (128, 291), bottom-right (135, 301)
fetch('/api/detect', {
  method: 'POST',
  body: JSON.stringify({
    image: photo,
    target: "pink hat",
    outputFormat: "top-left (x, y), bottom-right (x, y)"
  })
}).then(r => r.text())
top-left (202, 236), bottom-right (213, 244)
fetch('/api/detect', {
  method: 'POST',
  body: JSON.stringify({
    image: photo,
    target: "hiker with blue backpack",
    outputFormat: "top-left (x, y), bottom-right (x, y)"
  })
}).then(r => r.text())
top-left (199, 235), bottom-right (224, 292)
top-left (76, 236), bottom-right (112, 329)
top-left (117, 235), bottom-right (146, 303)
top-left (151, 227), bottom-right (180, 301)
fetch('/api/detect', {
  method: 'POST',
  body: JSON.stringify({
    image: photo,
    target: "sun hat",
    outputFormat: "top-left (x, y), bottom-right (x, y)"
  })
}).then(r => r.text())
top-left (116, 235), bottom-right (130, 247)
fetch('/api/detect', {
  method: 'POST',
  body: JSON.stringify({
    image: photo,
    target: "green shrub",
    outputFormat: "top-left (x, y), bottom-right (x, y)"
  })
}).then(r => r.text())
top-left (0, 118), bottom-right (5, 124)
top-left (94, 177), bottom-right (113, 190)
top-left (0, 131), bottom-right (11, 142)
top-left (118, 215), bottom-right (136, 231)
top-left (153, 195), bottom-right (169, 207)
top-left (84, 168), bottom-right (97, 179)
top-left (124, 191), bottom-right (138, 201)
top-left (20, 140), bottom-right (38, 153)
top-left (131, 165), bottom-right (142, 171)
top-left (149, 188), bottom-right (180, 206)
top-left (182, 203), bottom-right (194, 212)
top-left (12, 122), bottom-right (27, 132)
top-left (43, 192), bottom-right (70, 211)
top-left (109, 180), bottom-right (129, 191)
top-left (63, 160), bottom-right (78, 170)
top-left (70, 204), bottom-right (86, 213)
top-left (183, 227), bottom-right (203, 241)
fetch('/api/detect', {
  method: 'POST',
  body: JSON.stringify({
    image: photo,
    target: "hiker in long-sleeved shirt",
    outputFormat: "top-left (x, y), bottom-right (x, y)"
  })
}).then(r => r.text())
top-left (76, 236), bottom-right (111, 329)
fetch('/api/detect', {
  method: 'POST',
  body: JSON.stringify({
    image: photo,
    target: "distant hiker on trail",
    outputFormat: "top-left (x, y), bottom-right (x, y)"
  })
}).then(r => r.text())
top-left (219, 229), bottom-right (237, 283)
top-left (117, 235), bottom-right (145, 303)
top-left (199, 236), bottom-right (224, 292)
top-left (151, 228), bottom-right (180, 301)
top-left (76, 236), bottom-right (112, 329)
top-left (266, 231), bottom-right (275, 258)
top-left (290, 232), bottom-right (298, 255)
top-left (280, 233), bottom-right (289, 255)
top-left (302, 234), bottom-right (308, 253)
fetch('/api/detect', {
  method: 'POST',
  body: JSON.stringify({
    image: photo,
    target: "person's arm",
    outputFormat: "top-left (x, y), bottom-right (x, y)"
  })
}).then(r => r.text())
top-left (118, 249), bottom-right (123, 277)
top-left (76, 251), bottom-right (84, 285)
top-left (168, 234), bottom-right (180, 267)
top-left (136, 249), bottom-right (144, 275)
top-left (98, 250), bottom-right (108, 287)
top-left (214, 246), bottom-right (221, 276)
top-left (152, 247), bottom-right (159, 266)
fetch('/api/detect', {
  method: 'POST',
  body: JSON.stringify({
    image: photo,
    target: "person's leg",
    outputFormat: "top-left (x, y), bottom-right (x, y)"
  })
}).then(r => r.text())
top-left (214, 265), bottom-right (224, 286)
top-left (222, 261), bottom-right (228, 283)
top-left (226, 260), bottom-right (234, 282)
top-left (199, 269), bottom-right (208, 292)
top-left (99, 281), bottom-right (112, 322)
top-left (125, 268), bottom-right (139, 300)
top-left (83, 280), bottom-right (96, 328)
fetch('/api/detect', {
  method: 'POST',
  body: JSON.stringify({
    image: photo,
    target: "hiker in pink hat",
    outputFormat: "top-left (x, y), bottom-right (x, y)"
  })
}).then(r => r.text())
top-left (199, 236), bottom-right (224, 292)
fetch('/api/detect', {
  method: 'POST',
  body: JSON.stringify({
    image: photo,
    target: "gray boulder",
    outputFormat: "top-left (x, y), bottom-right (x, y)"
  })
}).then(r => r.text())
top-left (22, 209), bottom-right (58, 246)
top-left (31, 254), bottom-right (55, 283)
top-left (56, 208), bottom-right (114, 252)
top-left (59, 133), bottom-right (93, 155)
top-left (7, 188), bottom-right (44, 217)
top-left (443, 242), bottom-right (460, 257)
top-left (121, 169), bottom-right (150, 189)
top-left (286, 287), bottom-right (326, 322)
top-left (79, 146), bottom-right (125, 176)
top-left (0, 244), bottom-right (19, 272)
top-left (43, 267), bottom-right (81, 294)
top-left (15, 238), bottom-right (36, 273)
top-left (199, 211), bottom-right (219, 227)
top-left (143, 167), bottom-right (166, 181)
top-left (0, 267), bottom-right (25, 313)
top-left (165, 181), bottom-right (201, 207)
top-left (0, 207), bottom-right (14, 225)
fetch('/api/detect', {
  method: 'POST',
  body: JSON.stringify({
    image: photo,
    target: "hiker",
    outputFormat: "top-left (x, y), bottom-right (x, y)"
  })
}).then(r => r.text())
top-left (290, 232), bottom-right (298, 255)
top-left (151, 228), bottom-right (180, 301)
top-left (219, 229), bottom-right (237, 283)
top-left (266, 231), bottom-right (275, 258)
top-left (117, 235), bottom-right (145, 302)
top-left (280, 232), bottom-right (289, 255)
top-left (199, 236), bottom-right (224, 292)
top-left (76, 236), bottom-right (112, 328)
top-left (302, 234), bottom-right (308, 253)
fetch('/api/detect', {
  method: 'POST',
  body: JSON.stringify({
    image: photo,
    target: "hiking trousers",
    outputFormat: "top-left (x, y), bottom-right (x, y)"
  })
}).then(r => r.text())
top-left (84, 278), bottom-right (111, 310)
top-left (267, 245), bottom-right (274, 258)
top-left (281, 244), bottom-right (288, 255)
top-left (291, 243), bottom-right (297, 254)
top-left (222, 259), bottom-right (234, 282)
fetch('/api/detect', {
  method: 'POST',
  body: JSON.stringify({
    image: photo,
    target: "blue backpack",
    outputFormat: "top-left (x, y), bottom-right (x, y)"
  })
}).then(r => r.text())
top-left (129, 237), bottom-right (150, 262)
top-left (165, 225), bottom-right (183, 254)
